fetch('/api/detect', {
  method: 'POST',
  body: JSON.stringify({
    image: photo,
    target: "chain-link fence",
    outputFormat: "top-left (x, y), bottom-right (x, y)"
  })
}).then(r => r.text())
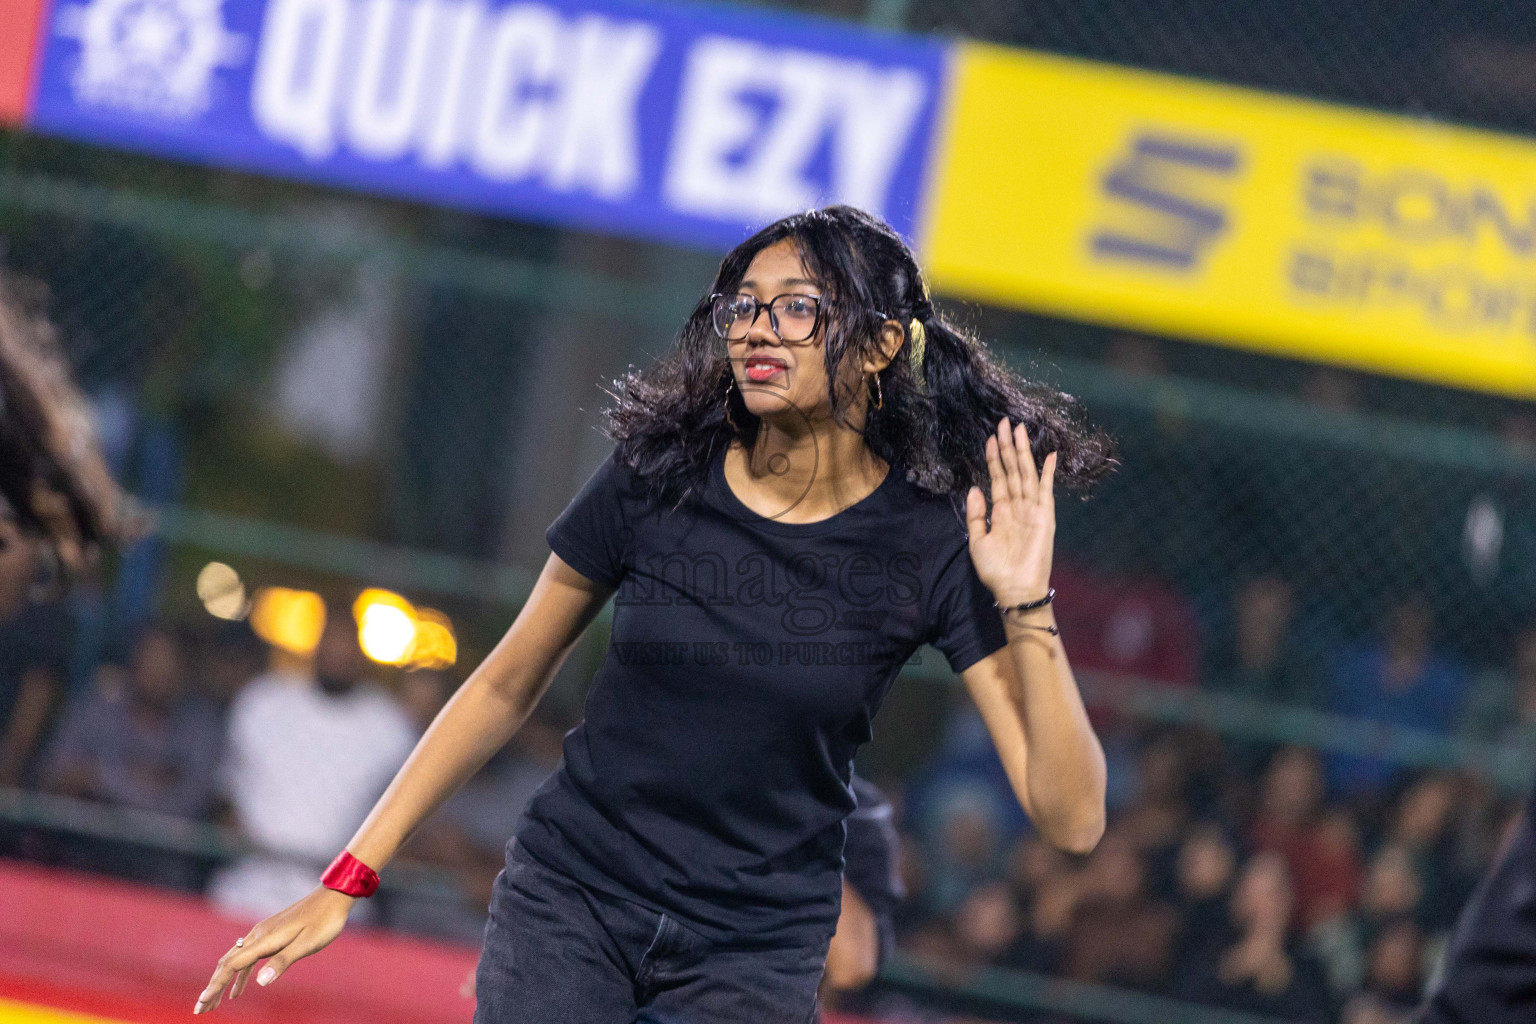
top-left (4, 141), bottom-right (1532, 1022)
top-left (4, 1), bottom-right (1536, 1020)
top-left (902, 0), bottom-right (1536, 137)
top-left (748, 0), bottom-right (1536, 142)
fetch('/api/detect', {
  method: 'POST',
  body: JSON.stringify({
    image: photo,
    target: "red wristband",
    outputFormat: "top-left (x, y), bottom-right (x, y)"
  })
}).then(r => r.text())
top-left (321, 850), bottom-right (380, 898)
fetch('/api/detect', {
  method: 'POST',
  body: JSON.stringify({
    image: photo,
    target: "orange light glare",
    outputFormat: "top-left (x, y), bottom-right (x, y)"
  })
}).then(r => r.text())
top-left (249, 587), bottom-right (326, 656)
top-left (408, 608), bottom-right (457, 669)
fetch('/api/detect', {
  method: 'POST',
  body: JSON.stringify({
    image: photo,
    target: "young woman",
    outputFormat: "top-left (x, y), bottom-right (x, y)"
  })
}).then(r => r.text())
top-left (194, 204), bottom-right (1117, 1023)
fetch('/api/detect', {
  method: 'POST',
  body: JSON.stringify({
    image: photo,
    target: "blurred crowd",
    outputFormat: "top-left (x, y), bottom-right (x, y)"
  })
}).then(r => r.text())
top-left (861, 732), bottom-right (1514, 1024)
top-left (843, 564), bottom-right (1533, 1024)
top-left (1, 516), bottom-right (1533, 1024)
top-left (0, 524), bottom-right (569, 942)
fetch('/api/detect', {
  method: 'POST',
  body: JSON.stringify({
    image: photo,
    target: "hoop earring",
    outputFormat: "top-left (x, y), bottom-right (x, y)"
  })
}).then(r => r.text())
top-left (868, 372), bottom-right (883, 411)
top-left (724, 379), bottom-right (740, 432)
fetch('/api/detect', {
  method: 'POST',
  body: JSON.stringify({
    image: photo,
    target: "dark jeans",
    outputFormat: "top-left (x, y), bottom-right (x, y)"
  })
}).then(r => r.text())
top-left (473, 845), bottom-right (832, 1024)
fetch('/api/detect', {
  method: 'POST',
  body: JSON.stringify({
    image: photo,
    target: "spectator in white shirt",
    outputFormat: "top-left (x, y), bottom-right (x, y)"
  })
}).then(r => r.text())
top-left (206, 599), bottom-right (416, 923)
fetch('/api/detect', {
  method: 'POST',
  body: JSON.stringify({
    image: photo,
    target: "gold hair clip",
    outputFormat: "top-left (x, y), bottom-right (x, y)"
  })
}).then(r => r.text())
top-left (909, 319), bottom-right (927, 389)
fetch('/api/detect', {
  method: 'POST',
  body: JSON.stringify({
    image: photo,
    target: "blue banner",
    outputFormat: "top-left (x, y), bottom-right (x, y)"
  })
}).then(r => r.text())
top-left (29, 0), bottom-right (948, 249)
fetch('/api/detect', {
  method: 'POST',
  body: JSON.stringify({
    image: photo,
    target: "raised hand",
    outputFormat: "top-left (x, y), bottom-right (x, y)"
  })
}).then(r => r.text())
top-left (964, 416), bottom-right (1058, 608)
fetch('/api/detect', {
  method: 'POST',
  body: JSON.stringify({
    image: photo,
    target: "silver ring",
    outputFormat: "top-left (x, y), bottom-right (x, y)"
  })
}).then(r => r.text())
top-left (235, 937), bottom-right (244, 948)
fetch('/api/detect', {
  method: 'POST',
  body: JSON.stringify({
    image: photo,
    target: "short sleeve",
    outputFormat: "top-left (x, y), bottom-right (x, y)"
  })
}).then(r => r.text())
top-left (926, 541), bottom-right (1008, 674)
top-left (545, 450), bottom-right (631, 588)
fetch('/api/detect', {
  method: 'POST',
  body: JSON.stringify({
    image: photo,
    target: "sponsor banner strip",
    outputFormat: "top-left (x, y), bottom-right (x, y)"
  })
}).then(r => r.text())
top-left (922, 42), bottom-right (1536, 399)
top-left (18, 0), bottom-right (1536, 398)
top-left (25, 0), bottom-right (946, 251)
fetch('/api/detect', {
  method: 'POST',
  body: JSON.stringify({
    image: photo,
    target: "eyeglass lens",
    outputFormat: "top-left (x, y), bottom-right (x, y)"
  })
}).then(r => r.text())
top-left (712, 294), bottom-right (820, 342)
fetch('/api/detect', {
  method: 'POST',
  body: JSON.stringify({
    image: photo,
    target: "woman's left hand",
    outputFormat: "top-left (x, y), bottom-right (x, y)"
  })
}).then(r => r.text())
top-left (965, 417), bottom-right (1058, 607)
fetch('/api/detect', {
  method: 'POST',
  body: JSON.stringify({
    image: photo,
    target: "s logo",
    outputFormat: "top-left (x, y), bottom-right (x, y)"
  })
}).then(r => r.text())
top-left (1091, 133), bottom-right (1242, 271)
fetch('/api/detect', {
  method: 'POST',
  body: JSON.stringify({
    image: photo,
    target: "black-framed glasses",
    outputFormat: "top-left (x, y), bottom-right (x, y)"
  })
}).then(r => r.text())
top-left (710, 292), bottom-right (824, 344)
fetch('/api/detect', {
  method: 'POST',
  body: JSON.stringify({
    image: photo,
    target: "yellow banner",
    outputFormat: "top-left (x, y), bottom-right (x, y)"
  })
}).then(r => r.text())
top-left (922, 43), bottom-right (1536, 399)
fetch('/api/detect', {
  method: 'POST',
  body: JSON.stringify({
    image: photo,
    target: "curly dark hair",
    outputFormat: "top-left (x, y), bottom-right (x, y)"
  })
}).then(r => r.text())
top-left (0, 271), bottom-right (123, 577)
top-left (601, 205), bottom-right (1118, 519)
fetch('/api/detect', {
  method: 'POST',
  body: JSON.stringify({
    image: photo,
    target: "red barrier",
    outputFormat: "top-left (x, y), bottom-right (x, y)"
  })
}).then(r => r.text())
top-left (0, 858), bottom-right (477, 1024)
top-left (0, 858), bottom-right (872, 1024)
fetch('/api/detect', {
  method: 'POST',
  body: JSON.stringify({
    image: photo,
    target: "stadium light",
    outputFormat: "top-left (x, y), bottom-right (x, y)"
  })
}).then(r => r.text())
top-left (196, 561), bottom-right (249, 620)
top-left (249, 586), bottom-right (326, 656)
top-left (353, 588), bottom-right (418, 666)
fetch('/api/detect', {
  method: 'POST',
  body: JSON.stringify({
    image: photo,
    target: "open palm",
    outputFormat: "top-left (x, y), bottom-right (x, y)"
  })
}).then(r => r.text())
top-left (965, 417), bottom-right (1058, 608)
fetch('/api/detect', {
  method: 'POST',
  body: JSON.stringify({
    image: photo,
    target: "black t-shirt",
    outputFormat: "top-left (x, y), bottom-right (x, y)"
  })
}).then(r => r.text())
top-left (513, 444), bottom-right (1008, 948)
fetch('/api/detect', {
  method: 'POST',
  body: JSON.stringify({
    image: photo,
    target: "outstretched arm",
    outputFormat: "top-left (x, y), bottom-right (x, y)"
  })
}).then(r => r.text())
top-left (960, 417), bottom-right (1106, 856)
top-left (194, 553), bottom-right (614, 1013)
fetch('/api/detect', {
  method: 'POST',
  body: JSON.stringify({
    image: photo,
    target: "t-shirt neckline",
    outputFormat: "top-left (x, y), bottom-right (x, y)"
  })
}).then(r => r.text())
top-left (709, 443), bottom-right (904, 536)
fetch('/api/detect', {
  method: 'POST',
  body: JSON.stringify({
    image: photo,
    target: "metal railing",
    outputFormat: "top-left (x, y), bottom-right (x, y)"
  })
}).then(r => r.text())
top-left (880, 952), bottom-right (1309, 1024)
top-left (136, 500), bottom-right (1536, 795)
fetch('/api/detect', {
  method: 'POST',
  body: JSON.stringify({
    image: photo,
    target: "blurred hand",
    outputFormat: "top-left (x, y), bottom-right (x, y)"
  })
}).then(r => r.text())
top-left (460, 964), bottom-right (477, 1000)
top-left (193, 885), bottom-right (356, 1014)
top-left (1219, 935), bottom-right (1293, 995)
top-left (966, 417), bottom-right (1058, 607)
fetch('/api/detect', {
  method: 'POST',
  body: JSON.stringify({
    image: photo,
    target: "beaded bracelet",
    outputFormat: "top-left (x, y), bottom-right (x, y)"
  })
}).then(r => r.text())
top-left (995, 587), bottom-right (1059, 635)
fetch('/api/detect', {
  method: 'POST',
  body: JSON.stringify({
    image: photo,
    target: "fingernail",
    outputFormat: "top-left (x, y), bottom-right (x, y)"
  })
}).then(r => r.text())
top-left (257, 967), bottom-right (276, 986)
top-left (193, 1001), bottom-right (204, 1014)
